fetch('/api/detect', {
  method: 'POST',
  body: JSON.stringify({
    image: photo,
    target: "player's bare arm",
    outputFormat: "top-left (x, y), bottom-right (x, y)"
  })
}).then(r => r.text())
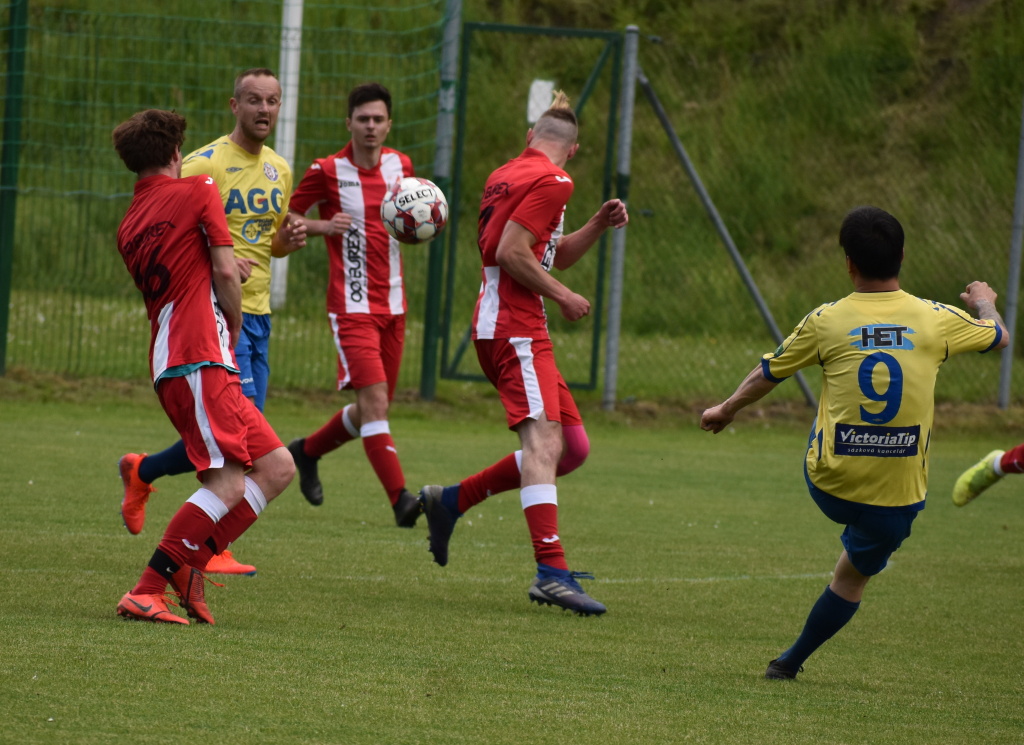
top-left (270, 214), bottom-right (308, 257)
top-left (961, 281), bottom-right (1010, 349)
top-left (700, 365), bottom-right (779, 434)
top-left (495, 220), bottom-right (590, 321)
top-left (293, 210), bottom-right (353, 238)
top-left (210, 243), bottom-right (243, 347)
top-left (554, 199), bottom-right (629, 271)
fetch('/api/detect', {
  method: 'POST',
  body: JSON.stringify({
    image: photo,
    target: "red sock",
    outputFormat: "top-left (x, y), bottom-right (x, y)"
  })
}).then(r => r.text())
top-left (363, 428), bottom-right (405, 505)
top-left (196, 500), bottom-right (259, 569)
top-left (521, 485), bottom-right (567, 569)
top-left (157, 502), bottom-right (218, 567)
top-left (132, 566), bottom-right (170, 596)
top-left (132, 501), bottom-right (218, 594)
top-left (1001, 445), bottom-right (1024, 474)
top-left (305, 408), bottom-right (357, 458)
top-left (458, 453), bottom-right (521, 512)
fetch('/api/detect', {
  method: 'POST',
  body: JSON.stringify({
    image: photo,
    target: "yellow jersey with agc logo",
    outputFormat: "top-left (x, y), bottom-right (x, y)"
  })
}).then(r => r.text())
top-left (182, 135), bottom-right (292, 315)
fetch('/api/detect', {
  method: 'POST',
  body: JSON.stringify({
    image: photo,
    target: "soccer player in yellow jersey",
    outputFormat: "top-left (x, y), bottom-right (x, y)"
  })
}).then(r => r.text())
top-left (117, 69), bottom-right (307, 576)
top-left (701, 205), bottom-right (1008, 680)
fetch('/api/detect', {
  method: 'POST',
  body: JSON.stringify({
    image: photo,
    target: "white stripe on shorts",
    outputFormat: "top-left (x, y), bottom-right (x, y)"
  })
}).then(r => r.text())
top-left (185, 368), bottom-right (225, 469)
top-left (329, 313), bottom-right (353, 390)
top-left (511, 337), bottom-right (545, 421)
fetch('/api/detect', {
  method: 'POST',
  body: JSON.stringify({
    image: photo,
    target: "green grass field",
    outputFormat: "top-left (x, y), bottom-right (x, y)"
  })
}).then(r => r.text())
top-left (1, 377), bottom-right (1022, 744)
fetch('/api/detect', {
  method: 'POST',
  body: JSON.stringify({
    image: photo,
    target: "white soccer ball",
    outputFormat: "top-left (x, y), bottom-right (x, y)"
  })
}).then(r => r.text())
top-left (380, 177), bottom-right (449, 245)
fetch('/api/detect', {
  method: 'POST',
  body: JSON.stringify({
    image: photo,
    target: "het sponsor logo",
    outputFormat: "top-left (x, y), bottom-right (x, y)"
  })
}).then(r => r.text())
top-left (849, 324), bottom-right (915, 350)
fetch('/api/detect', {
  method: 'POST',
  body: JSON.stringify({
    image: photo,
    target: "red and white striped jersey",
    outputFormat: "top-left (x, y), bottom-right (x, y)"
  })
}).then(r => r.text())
top-left (116, 174), bottom-right (236, 383)
top-left (290, 143), bottom-right (414, 315)
top-left (472, 148), bottom-right (574, 340)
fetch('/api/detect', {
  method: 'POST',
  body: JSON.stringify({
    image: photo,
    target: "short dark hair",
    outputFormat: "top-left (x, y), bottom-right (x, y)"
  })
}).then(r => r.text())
top-left (839, 205), bottom-right (904, 280)
top-left (348, 82), bottom-right (392, 118)
top-left (112, 109), bottom-right (187, 174)
top-left (234, 67), bottom-right (277, 99)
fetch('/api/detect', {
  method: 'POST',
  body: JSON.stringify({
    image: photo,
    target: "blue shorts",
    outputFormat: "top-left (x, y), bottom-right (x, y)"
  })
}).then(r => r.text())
top-left (804, 465), bottom-right (920, 576)
top-left (234, 313), bottom-right (272, 412)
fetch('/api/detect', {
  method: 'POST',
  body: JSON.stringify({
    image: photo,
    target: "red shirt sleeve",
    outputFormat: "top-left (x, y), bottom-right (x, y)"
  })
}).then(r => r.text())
top-left (509, 176), bottom-right (573, 241)
top-left (198, 178), bottom-right (232, 247)
top-left (288, 160), bottom-right (328, 216)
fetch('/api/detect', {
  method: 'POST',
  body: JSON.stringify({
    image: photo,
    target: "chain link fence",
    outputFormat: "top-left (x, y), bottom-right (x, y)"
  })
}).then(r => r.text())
top-left (1, 0), bottom-right (445, 393)
top-left (3, 6), bottom-right (1023, 406)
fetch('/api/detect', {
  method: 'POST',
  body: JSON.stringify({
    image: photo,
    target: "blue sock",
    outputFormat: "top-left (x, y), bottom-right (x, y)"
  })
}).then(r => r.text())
top-left (138, 440), bottom-right (195, 484)
top-left (441, 484), bottom-right (462, 517)
top-left (536, 563), bottom-right (570, 580)
top-left (777, 586), bottom-right (860, 670)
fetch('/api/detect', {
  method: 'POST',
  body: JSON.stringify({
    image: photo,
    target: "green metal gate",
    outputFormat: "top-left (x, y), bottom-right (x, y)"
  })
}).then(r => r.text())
top-left (435, 23), bottom-right (622, 390)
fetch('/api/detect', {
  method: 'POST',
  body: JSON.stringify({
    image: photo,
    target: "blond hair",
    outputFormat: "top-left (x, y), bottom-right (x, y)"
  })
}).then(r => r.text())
top-left (532, 89), bottom-right (578, 145)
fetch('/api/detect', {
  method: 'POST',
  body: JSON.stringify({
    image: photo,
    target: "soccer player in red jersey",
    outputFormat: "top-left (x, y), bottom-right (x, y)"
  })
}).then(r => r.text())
top-left (117, 68), bottom-right (306, 578)
top-left (418, 91), bottom-right (628, 615)
top-left (111, 109), bottom-right (295, 624)
top-left (285, 83), bottom-right (422, 527)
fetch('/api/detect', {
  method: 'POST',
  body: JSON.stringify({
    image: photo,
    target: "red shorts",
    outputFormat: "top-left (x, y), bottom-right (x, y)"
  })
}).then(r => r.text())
top-left (474, 337), bottom-right (582, 429)
top-left (156, 365), bottom-right (283, 473)
top-left (329, 312), bottom-right (405, 398)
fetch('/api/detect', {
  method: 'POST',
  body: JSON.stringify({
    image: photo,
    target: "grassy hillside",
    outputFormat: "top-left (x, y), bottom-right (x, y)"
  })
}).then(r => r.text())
top-left (462, 0), bottom-right (1024, 328)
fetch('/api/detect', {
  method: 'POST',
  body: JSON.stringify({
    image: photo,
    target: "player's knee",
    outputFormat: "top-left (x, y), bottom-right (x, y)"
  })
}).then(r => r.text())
top-left (556, 424), bottom-right (590, 477)
top-left (261, 446), bottom-right (296, 499)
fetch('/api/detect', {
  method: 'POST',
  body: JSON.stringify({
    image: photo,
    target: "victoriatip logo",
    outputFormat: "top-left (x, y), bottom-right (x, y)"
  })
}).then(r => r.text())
top-left (849, 324), bottom-right (915, 350)
top-left (834, 423), bottom-right (920, 457)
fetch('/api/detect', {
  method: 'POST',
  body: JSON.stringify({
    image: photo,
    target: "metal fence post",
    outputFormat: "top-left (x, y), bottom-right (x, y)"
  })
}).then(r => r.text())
top-left (0, 0), bottom-right (30, 376)
top-left (635, 67), bottom-right (817, 408)
top-left (998, 91), bottom-right (1024, 409)
top-left (269, 0), bottom-right (304, 311)
top-left (602, 24), bottom-right (638, 411)
top-left (421, 0), bottom-right (461, 400)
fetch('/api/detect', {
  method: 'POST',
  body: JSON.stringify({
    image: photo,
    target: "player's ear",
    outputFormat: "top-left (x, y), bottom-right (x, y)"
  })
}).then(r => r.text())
top-left (567, 143), bottom-right (580, 160)
top-left (526, 128), bottom-right (534, 146)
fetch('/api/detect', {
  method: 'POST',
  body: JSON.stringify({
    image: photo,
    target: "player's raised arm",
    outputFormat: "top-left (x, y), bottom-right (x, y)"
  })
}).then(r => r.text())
top-left (554, 198), bottom-right (628, 271)
top-left (700, 364), bottom-right (779, 434)
top-left (961, 281), bottom-right (1010, 349)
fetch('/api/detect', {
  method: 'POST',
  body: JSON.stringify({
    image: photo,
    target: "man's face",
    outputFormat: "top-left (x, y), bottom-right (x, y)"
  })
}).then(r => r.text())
top-left (230, 75), bottom-right (282, 144)
top-left (346, 100), bottom-right (391, 151)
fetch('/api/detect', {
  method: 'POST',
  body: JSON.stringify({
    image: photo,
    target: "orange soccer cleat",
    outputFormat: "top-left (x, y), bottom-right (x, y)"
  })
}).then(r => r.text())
top-left (116, 592), bottom-right (189, 625)
top-left (204, 549), bottom-right (257, 576)
top-left (119, 453), bottom-right (156, 535)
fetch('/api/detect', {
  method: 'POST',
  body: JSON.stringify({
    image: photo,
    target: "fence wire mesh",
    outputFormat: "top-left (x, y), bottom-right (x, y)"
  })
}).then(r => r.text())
top-left (3, 7), bottom-right (1023, 407)
top-left (1, 0), bottom-right (444, 395)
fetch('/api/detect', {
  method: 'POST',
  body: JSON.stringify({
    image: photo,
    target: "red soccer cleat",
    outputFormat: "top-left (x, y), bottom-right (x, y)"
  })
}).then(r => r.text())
top-left (119, 453), bottom-right (156, 535)
top-left (169, 564), bottom-right (216, 625)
